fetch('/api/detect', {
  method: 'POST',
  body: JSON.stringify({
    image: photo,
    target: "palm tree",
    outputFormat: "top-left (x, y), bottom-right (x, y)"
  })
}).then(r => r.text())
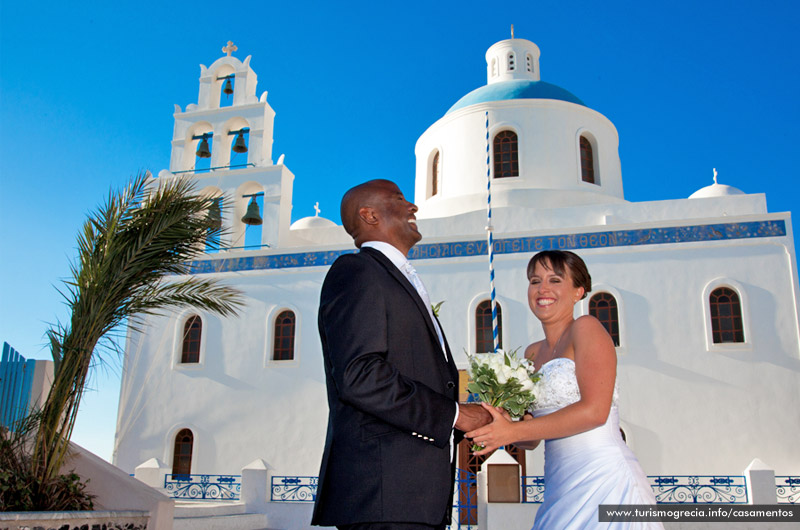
top-left (31, 172), bottom-right (244, 492)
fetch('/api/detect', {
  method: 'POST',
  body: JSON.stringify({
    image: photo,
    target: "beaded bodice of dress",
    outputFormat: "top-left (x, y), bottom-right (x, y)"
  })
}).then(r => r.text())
top-left (532, 357), bottom-right (618, 412)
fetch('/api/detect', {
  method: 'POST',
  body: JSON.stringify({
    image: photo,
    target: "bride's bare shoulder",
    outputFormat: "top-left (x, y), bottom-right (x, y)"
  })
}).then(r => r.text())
top-left (525, 341), bottom-right (544, 362)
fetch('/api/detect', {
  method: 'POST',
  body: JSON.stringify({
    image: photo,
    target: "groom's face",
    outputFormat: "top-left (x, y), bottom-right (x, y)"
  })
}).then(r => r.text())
top-left (373, 181), bottom-right (422, 254)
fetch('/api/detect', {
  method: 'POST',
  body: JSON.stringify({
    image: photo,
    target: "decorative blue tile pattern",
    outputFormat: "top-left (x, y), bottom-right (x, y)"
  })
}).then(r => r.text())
top-left (186, 220), bottom-right (786, 275)
top-left (188, 249), bottom-right (354, 274)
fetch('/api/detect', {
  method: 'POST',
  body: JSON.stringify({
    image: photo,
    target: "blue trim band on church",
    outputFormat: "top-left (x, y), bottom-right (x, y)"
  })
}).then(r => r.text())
top-left (187, 219), bottom-right (787, 275)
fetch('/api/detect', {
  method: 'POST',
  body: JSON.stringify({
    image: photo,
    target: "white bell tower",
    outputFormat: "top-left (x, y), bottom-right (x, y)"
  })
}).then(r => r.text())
top-left (485, 37), bottom-right (541, 84)
top-left (159, 41), bottom-right (294, 251)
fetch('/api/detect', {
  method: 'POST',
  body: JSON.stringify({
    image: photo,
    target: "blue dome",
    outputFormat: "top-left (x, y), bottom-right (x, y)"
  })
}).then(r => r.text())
top-left (446, 80), bottom-right (585, 114)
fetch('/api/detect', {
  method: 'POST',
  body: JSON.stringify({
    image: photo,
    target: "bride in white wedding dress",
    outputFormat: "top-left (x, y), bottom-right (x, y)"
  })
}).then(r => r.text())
top-left (468, 250), bottom-right (663, 529)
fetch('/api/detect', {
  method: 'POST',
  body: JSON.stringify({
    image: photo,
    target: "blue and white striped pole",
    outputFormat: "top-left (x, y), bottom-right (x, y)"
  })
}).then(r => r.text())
top-left (485, 111), bottom-right (499, 353)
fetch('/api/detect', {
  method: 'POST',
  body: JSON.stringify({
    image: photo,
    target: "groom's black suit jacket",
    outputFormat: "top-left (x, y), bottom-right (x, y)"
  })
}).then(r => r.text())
top-left (311, 246), bottom-right (461, 527)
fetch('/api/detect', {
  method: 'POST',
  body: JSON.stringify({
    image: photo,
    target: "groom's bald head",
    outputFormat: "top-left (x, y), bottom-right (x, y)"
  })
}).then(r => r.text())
top-left (340, 179), bottom-right (420, 253)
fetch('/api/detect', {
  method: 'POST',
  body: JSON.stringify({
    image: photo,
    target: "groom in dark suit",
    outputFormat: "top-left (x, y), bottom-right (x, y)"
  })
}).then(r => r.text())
top-left (312, 179), bottom-right (491, 530)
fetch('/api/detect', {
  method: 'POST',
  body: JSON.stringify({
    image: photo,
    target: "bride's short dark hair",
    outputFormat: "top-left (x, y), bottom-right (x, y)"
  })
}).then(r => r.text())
top-left (527, 250), bottom-right (592, 299)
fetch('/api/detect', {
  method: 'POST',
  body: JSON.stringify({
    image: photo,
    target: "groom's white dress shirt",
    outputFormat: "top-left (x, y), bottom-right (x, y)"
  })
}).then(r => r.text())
top-left (361, 241), bottom-right (459, 456)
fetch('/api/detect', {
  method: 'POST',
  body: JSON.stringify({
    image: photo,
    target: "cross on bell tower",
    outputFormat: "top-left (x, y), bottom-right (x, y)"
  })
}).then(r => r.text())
top-left (222, 40), bottom-right (238, 56)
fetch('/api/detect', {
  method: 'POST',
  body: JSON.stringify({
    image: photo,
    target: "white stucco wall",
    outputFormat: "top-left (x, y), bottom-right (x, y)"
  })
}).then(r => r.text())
top-left (114, 204), bottom-right (800, 478)
top-left (115, 263), bottom-right (330, 476)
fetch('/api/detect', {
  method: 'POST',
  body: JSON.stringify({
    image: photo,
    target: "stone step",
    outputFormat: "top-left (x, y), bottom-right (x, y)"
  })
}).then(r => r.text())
top-left (173, 512), bottom-right (269, 530)
top-left (174, 500), bottom-right (247, 517)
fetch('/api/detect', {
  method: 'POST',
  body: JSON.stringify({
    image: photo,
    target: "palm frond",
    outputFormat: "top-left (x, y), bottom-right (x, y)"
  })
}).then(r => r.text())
top-left (31, 171), bottom-right (244, 486)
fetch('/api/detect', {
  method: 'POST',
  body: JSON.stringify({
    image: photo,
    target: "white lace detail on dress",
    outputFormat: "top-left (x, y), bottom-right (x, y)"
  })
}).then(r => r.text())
top-left (532, 357), bottom-right (618, 412)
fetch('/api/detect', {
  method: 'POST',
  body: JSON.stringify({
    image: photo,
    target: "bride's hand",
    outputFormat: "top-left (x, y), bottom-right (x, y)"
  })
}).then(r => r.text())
top-left (497, 407), bottom-right (514, 422)
top-left (466, 403), bottom-right (517, 455)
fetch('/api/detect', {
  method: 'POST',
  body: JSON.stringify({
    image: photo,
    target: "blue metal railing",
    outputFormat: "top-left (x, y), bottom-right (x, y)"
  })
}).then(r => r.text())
top-left (776, 476), bottom-right (800, 504)
top-left (173, 163), bottom-right (257, 175)
top-left (266, 471), bottom-right (479, 529)
top-left (523, 475), bottom-right (750, 504)
top-left (270, 476), bottom-right (317, 502)
top-left (224, 243), bottom-right (271, 251)
top-left (522, 475), bottom-right (545, 503)
top-left (452, 468), bottom-right (477, 529)
top-left (649, 475), bottom-right (748, 504)
top-left (164, 472), bottom-right (789, 506)
top-left (164, 474), bottom-right (241, 500)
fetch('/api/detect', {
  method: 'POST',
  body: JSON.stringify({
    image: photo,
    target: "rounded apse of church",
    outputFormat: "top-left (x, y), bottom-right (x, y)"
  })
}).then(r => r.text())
top-left (290, 215), bottom-right (337, 230)
top-left (414, 37), bottom-right (624, 220)
top-left (689, 182), bottom-right (745, 199)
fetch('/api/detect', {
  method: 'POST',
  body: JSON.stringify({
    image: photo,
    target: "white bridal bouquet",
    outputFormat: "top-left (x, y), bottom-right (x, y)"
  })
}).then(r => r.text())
top-left (466, 349), bottom-right (541, 420)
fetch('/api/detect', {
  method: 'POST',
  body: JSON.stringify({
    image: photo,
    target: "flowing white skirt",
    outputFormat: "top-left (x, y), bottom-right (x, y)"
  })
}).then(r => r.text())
top-left (532, 406), bottom-right (663, 529)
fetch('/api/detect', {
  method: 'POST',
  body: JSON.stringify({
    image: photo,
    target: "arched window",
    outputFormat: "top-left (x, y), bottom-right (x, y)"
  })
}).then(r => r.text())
top-left (181, 316), bottom-right (202, 363)
top-left (507, 52), bottom-right (516, 71)
top-left (493, 131), bottom-right (519, 179)
top-left (589, 293), bottom-right (620, 346)
top-left (491, 58), bottom-right (498, 77)
top-left (710, 287), bottom-right (744, 343)
top-left (431, 151), bottom-right (440, 197)
top-left (273, 310), bottom-right (296, 360)
top-left (172, 429), bottom-right (193, 476)
top-left (580, 136), bottom-right (595, 184)
top-left (476, 300), bottom-right (502, 353)
top-left (526, 54), bottom-right (533, 73)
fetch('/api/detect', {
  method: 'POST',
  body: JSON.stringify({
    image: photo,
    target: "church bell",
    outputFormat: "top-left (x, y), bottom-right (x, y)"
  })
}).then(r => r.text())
top-left (196, 137), bottom-right (212, 158)
top-left (241, 196), bottom-right (263, 226)
top-left (207, 199), bottom-right (222, 227)
top-left (232, 132), bottom-right (248, 153)
top-left (223, 78), bottom-right (233, 95)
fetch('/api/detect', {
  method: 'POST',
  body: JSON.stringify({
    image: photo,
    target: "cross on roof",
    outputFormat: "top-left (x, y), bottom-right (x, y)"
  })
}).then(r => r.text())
top-left (314, 202), bottom-right (321, 216)
top-left (222, 41), bottom-right (238, 56)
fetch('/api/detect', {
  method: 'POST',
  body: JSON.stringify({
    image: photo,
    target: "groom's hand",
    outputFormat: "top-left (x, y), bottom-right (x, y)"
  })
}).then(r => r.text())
top-left (455, 403), bottom-right (492, 432)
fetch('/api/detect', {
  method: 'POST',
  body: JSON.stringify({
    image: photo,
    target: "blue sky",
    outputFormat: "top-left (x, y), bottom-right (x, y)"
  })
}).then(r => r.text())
top-left (1, 1), bottom-right (798, 461)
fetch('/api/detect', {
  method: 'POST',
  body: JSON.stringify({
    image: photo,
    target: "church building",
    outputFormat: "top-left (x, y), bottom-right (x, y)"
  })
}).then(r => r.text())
top-left (114, 36), bottom-right (800, 511)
